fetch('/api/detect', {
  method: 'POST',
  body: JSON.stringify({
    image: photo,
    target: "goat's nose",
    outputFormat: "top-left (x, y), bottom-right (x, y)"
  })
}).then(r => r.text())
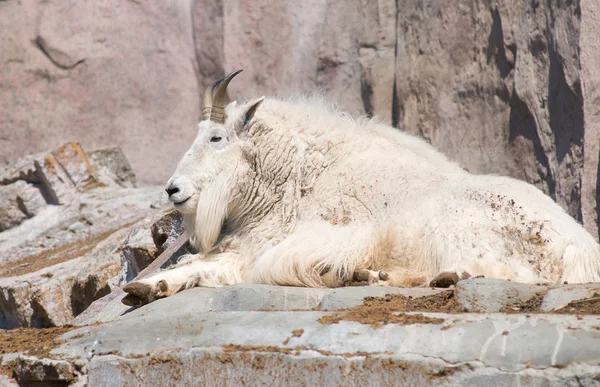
top-left (165, 185), bottom-right (180, 197)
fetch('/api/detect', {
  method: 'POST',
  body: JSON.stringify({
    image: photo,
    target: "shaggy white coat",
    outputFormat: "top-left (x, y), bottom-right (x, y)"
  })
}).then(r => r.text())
top-left (133, 95), bottom-right (600, 300)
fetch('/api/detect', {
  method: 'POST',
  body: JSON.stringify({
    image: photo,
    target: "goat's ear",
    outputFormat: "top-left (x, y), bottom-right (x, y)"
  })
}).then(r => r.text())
top-left (242, 96), bottom-right (265, 127)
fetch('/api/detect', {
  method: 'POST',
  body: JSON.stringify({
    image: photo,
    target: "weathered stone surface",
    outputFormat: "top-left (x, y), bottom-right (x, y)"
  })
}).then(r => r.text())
top-left (0, 181), bottom-right (46, 232)
top-left (51, 142), bottom-right (100, 191)
top-left (150, 210), bottom-right (185, 254)
top-left (541, 284), bottom-right (600, 312)
top-left (75, 354), bottom-right (600, 387)
top-left (4, 280), bottom-right (600, 385)
top-left (0, 142), bottom-right (102, 227)
top-left (76, 284), bottom-right (447, 327)
top-left (121, 220), bottom-right (158, 278)
top-left (16, 356), bottom-right (79, 384)
top-left (0, 153), bottom-right (44, 186)
top-left (42, 288), bottom-right (600, 386)
top-left (0, 226), bottom-right (128, 329)
top-left (176, 285), bottom-right (329, 313)
top-left (455, 278), bottom-right (548, 313)
top-left (0, 0), bottom-right (200, 186)
top-left (0, 375), bottom-right (17, 387)
top-left (580, 0), bottom-right (600, 238)
top-left (0, 144), bottom-right (169, 329)
top-left (87, 147), bottom-right (137, 188)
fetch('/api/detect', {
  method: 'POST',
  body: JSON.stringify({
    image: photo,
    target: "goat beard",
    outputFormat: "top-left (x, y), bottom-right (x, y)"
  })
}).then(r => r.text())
top-left (187, 177), bottom-right (233, 254)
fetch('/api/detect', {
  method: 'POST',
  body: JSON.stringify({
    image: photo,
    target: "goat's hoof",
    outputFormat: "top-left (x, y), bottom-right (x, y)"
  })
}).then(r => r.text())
top-left (352, 269), bottom-right (389, 286)
top-left (353, 270), bottom-right (371, 282)
top-left (121, 293), bottom-right (145, 307)
top-left (122, 282), bottom-right (154, 306)
top-left (429, 271), bottom-right (471, 288)
top-left (156, 280), bottom-right (168, 296)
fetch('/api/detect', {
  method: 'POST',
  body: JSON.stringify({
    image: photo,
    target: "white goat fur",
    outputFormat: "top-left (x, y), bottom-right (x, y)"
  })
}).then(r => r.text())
top-left (133, 94), bottom-right (600, 300)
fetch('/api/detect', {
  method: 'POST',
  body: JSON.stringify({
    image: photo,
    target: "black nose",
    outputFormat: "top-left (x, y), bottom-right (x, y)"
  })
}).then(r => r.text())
top-left (165, 186), bottom-right (179, 197)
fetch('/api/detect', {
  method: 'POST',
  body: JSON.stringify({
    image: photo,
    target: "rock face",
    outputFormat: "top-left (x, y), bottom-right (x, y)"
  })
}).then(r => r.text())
top-left (1, 1), bottom-right (599, 239)
top-left (2, 279), bottom-right (600, 386)
top-left (0, 0), bottom-right (200, 189)
top-left (0, 143), bottom-right (174, 329)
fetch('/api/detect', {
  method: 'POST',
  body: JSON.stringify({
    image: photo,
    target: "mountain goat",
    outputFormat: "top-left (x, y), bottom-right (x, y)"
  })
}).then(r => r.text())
top-left (122, 69), bottom-right (600, 306)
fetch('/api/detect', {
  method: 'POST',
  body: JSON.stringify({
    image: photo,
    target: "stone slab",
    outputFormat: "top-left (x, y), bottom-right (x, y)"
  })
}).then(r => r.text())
top-left (3, 281), bottom-right (600, 385)
top-left (46, 286), bottom-right (600, 386)
top-left (541, 284), bottom-right (600, 312)
top-left (455, 278), bottom-right (549, 312)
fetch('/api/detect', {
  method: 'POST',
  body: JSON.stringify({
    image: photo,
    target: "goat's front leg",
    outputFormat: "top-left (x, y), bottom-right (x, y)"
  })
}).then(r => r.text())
top-left (121, 252), bottom-right (243, 306)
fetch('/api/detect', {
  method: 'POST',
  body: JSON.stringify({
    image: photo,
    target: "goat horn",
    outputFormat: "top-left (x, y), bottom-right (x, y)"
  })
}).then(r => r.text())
top-left (210, 69), bottom-right (243, 124)
top-left (202, 77), bottom-right (222, 121)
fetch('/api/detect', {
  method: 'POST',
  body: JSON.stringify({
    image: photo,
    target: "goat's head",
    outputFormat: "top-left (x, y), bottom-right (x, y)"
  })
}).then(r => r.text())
top-left (165, 70), bottom-right (264, 252)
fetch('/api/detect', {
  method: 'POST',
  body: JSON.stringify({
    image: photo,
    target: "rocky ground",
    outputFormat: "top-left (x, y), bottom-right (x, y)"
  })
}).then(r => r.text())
top-left (1, 280), bottom-right (600, 386)
top-left (0, 142), bottom-right (185, 330)
top-left (1, 144), bottom-right (600, 386)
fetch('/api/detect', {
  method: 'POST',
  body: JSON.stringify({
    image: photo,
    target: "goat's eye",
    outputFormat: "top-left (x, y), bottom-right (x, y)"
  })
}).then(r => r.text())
top-left (210, 136), bottom-right (222, 143)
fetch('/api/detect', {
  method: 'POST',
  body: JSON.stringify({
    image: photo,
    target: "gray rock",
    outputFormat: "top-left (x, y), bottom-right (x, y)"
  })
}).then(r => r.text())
top-left (121, 221), bottom-right (158, 278)
top-left (75, 284), bottom-right (447, 327)
top-left (151, 210), bottom-right (185, 253)
top-left (205, 284), bottom-right (329, 312)
top-left (87, 147), bottom-right (137, 188)
top-left (0, 144), bottom-right (169, 328)
top-left (16, 356), bottom-right (79, 384)
top-left (0, 181), bottom-right (47, 232)
top-left (37, 286), bottom-right (600, 386)
top-left (0, 376), bottom-right (17, 387)
top-left (0, 153), bottom-right (44, 186)
top-left (455, 278), bottom-right (548, 313)
top-left (0, 184), bottom-right (28, 232)
top-left (0, 142), bottom-right (104, 237)
top-left (5, 282), bottom-right (600, 385)
top-left (541, 284), bottom-right (600, 312)
top-left (0, 225), bottom-right (130, 329)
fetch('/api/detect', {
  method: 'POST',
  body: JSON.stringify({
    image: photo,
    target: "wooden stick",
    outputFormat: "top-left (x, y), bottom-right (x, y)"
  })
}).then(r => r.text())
top-left (130, 233), bottom-right (188, 282)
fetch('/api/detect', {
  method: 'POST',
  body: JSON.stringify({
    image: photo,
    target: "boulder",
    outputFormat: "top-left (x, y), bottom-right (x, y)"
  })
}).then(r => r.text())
top-left (0, 181), bottom-right (46, 232)
top-left (87, 147), bottom-right (137, 189)
top-left (16, 356), bottom-right (83, 386)
top-left (150, 210), bottom-right (185, 254)
top-left (121, 221), bottom-right (159, 279)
